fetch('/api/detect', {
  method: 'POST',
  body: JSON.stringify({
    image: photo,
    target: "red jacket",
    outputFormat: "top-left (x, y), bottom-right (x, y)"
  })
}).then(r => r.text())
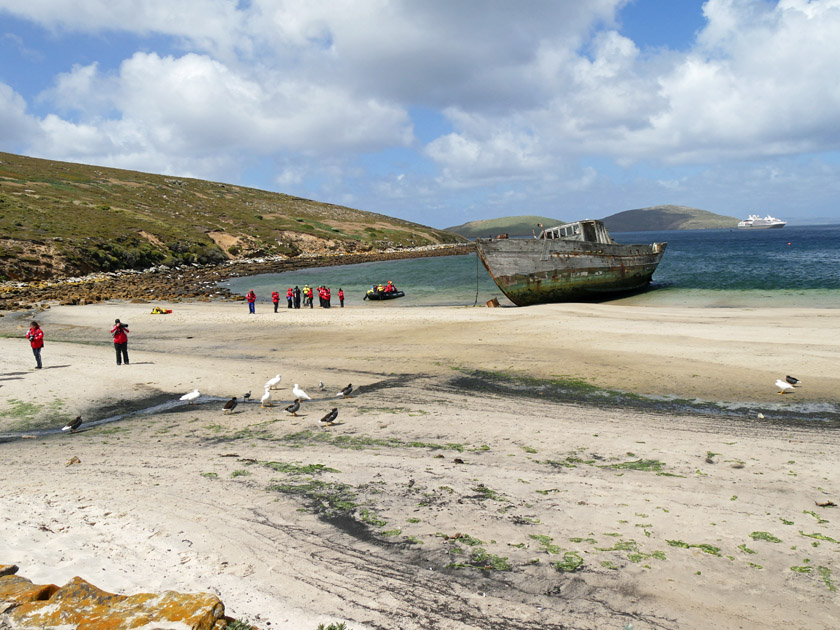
top-left (111, 324), bottom-right (129, 344)
top-left (26, 327), bottom-right (44, 349)
top-left (246, 291), bottom-right (256, 303)
top-left (338, 289), bottom-right (344, 299)
top-left (272, 291), bottom-right (280, 303)
top-left (287, 288), bottom-right (293, 297)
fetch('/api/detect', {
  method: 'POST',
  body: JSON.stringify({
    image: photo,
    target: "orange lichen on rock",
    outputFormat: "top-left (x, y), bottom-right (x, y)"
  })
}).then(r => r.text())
top-left (1, 572), bottom-right (225, 630)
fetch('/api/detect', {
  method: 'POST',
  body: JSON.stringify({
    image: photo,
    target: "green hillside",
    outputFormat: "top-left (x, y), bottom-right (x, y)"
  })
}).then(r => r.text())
top-left (445, 215), bottom-right (564, 238)
top-left (0, 152), bottom-right (463, 281)
top-left (601, 205), bottom-right (739, 232)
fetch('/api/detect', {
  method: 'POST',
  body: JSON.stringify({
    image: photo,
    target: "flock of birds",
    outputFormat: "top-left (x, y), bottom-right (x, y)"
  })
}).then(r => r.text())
top-left (58, 375), bottom-right (803, 435)
top-left (177, 375), bottom-right (354, 427)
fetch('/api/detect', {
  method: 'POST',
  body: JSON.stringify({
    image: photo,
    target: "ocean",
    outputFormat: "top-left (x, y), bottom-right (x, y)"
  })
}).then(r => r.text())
top-left (220, 224), bottom-right (840, 308)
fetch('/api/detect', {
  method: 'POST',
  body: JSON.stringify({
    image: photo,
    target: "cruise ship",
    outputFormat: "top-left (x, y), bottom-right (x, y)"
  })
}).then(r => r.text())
top-left (737, 214), bottom-right (786, 229)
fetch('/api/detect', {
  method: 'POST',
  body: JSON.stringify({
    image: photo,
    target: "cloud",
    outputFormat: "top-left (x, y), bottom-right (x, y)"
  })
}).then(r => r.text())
top-left (29, 51), bottom-right (413, 178)
top-left (0, 83), bottom-right (40, 147)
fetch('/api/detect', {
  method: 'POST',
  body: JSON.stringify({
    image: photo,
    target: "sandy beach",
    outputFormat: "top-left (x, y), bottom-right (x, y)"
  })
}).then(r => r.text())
top-left (1, 300), bottom-right (839, 629)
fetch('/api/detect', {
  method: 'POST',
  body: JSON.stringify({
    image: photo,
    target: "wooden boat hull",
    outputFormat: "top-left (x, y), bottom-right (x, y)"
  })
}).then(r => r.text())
top-left (475, 238), bottom-right (667, 306)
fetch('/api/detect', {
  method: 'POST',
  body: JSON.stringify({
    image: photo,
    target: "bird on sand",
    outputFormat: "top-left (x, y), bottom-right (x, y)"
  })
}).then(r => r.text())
top-left (62, 415), bottom-right (83, 432)
top-left (776, 379), bottom-right (795, 394)
top-left (260, 388), bottom-right (273, 407)
top-left (319, 408), bottom-right (339, 427)
top-left (318, 381), bottom-right (325, 391)
top-left (180, 389), bottom-right (200, 404)
top-left (336, 383), bottom-right (353, 398)
top-left (785, 375), bottom-right (801, 387)
top-left (284, 399), bottom-right (301, 416)
top-left (292, 384), bottom-right (312, 400)
top-left (243, 390), bottom-right (252, 402)
top-left (223, 397), bottom-right (238, 414)
top-left (265, 374), bottom-right (282, 390)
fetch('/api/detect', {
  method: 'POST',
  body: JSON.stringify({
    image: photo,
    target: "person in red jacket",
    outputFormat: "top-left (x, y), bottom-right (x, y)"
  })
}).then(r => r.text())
top-left (25, 321), bottom-right (44, 369)
top-left (111, 318), bottom-right (130, 365)
top-left (246, 289), bottom-right (256, 313)
top-left (338, 288), bottom-right (344, 307)
top-left (272, 290), bottom-right (280, 313)
top-left (286, 287), bottom-right (294, 309)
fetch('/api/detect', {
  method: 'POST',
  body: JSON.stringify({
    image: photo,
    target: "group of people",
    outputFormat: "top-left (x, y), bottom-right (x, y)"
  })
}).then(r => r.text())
top-left (25, 318), bottom-right (130, 369)
top-left (372, 280), bottom-right (399, 294)
top-left (248, 286), bottom-right (345, 313)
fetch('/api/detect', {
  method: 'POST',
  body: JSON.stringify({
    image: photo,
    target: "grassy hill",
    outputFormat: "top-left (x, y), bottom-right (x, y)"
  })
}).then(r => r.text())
top-left (0, 152), bottom-right (463, 281)
top-left (445, 215), bottom-right (564, 238)
top-left (601, 205), bottom-right (739, 232)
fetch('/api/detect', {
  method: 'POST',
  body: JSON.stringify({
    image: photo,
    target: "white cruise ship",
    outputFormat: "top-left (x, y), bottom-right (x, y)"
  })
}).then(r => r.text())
top-left (737, 214), bottom-right (786, 229)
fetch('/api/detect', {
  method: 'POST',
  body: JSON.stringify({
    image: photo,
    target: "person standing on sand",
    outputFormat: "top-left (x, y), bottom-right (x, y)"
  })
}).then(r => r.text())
top-left (25, 321), bottom-right (44, 369)
top-left (293, 286), bottom-right (301, 309)
top-left (286, 287), bottom-right (293, 309)
top-left (246, 289), bottom-right (257, 314)
top-left (338, 288), bottom-right (344, 307)
top-left (272, 290), bottom-right (280, 313)
top-left (111, 319), bottom-right (129, 365)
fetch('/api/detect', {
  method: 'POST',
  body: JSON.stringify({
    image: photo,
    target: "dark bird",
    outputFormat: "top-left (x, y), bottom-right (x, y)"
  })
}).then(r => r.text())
top-left (785, 375), bottom-right (801, 386)
top-left (223, 397), bottom-right (238, 414)
top-left (62, 415), bottom-right (82, 432)
top-left (319, 408), bottom-right (339, 427)
top-left (337, 383), bottom-right (353, 398)
top-left (243, 390), bottom-right (252, 402)
top-left (284, 399), bottom-right (301, 416)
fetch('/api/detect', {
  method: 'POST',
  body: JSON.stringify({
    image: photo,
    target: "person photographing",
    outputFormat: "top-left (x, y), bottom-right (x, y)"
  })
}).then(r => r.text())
top-left (111, 319), bottom-right (130, 365)
top-left (26, 321), bottom-right (44, 369)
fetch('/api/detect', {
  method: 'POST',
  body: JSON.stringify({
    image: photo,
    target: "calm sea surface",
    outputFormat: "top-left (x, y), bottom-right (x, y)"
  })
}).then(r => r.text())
top-left (221, 224), bottom-right (840, 308)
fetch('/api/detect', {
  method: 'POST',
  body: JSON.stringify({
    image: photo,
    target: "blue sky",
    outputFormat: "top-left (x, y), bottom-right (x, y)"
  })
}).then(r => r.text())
top-left (2, 0), bottom-right (840, 227)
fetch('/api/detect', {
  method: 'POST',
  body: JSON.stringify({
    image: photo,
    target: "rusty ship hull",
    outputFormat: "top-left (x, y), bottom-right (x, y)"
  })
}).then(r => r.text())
top-left (475, 236), bottom-right (667, 306)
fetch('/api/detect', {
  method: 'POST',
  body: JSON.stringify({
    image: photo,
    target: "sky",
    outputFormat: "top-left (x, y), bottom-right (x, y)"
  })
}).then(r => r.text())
top-left (2, 0), bottom-right (840, 228)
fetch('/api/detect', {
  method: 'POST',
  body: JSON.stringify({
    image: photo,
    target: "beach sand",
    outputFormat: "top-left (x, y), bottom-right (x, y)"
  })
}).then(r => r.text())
top-left (1, 301), bottom-right (839, 629)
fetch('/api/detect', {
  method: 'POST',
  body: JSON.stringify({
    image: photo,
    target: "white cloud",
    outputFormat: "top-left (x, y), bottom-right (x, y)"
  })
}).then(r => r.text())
top-left (0, 83), bottom-right (40, 146)
top-left (29, 51), bottom-right (413, 179)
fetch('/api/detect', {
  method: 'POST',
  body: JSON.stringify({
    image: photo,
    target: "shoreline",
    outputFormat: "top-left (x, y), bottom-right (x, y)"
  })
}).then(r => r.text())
top-left (0, 243), bottom-right (474, 311)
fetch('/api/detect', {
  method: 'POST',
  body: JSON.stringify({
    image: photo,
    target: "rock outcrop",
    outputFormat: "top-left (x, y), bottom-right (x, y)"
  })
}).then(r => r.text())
top-left (0, 564), bottom-right (228, 629)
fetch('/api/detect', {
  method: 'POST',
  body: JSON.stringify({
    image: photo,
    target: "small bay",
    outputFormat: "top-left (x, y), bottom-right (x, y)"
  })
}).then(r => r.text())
top-left (221, 224), bottom-right (840, 308)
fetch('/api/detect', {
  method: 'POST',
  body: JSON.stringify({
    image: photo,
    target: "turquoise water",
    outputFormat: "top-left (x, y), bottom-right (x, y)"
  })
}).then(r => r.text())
top-left (221, 224), bottom-right (840, 308)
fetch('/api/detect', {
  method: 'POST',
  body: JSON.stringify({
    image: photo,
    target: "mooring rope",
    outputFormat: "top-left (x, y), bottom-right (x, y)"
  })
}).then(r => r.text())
top-left (473, 245), bottom-right (479, 307)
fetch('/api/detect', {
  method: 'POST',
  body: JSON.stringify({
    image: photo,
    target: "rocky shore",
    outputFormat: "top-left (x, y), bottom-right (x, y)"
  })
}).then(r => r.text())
top-left (0, 243), bottom-right (474, 311)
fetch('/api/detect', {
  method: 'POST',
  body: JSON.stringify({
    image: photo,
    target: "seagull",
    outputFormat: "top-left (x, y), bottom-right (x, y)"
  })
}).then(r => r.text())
top-left (776, 379), bottom-right (795, 394)
top-left (318, 381), bottom-right (325, 391)
top-left (265, 374), bottom-right (282, 390)
top-left (223, 397), bottom-right (238, 414)
top-left (243, 390), bottom-right (252, 402)
top-left (62, 415), bottom-right (82, 432)
top-left (319, 408), bottom-right (339, 427)
top-left (260, 388), bottom-right (273, 407)
top-left (336, 383), bottom-right (353, 398)
top-left (180, 389), bottom-right (200, 404)
top-left (785, 375), bottom-right (801, 387)
top-left (284, 399), bottom-right (301, 416)
top-left (292, 384), bottom-right (312, 400)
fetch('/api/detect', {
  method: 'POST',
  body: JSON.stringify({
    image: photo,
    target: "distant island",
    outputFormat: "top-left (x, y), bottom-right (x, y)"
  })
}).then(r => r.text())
top-left (444, 215), bottom-right (564, 238)
top-left (601, 205), bottom-right (739, 232)
top-left (445, 205), bottom-right (739, 238)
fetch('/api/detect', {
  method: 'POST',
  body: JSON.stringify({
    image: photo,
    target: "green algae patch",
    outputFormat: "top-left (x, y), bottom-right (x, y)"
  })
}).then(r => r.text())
top-left (749, 531), bottom-right (782, 543)
top-left (553, 552), bottom-right (584, 573)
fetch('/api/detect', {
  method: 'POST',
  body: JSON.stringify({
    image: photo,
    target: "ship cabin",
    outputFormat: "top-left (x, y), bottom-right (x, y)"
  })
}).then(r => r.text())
top-left (539, 219), bottom-right (615, 245)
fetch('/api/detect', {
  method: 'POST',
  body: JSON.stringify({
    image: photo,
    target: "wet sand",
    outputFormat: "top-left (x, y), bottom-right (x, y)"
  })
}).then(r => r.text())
top-left (1, 301), bottom-right (839, 629)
